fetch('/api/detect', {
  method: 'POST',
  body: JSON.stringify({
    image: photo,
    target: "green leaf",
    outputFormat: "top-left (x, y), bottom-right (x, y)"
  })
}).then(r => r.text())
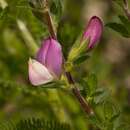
top-left (40, 81), bottom-right (66, 89)
top-left (89, 115), bottom-right (103, 129)
top-left (0, 118), bottom-right (71, 130)
top-left (116, 124), bottom-right (130, 130)
top-left (28, 0), bottom-right (46, 22)
top-left (80, 79), bottom-right (90, 98)
top-left (73, 54), bottom-right (90, 65)
top-left (80, 73), bottom-right (98, 98)
top-left (50, 0), bottom-right (63, 20)
top-left (0, 7), bottom-right (9, 20)
top-left (93, 88), bottom-right (109, 104)
top-left (110, 112), bottom-right (120, 122)
top-left (86, 73), bottom-right (97, 96)
top-left (118, 15), bottom-right (130, 32)
top-left (106, 22), bottom-right (130, 37)
top-left (103, 102), bottom-right (115, 120)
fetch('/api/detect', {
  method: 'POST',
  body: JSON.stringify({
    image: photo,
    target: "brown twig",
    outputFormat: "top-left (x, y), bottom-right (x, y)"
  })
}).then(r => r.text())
top-left (42, 0), bottom-right (94, 117)
top-left (65, 72), bottom-right (94, 116)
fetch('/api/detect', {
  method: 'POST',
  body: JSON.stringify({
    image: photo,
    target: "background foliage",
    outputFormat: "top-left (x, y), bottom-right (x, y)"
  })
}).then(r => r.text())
top-left (0, 0), bottom-right (130, 130)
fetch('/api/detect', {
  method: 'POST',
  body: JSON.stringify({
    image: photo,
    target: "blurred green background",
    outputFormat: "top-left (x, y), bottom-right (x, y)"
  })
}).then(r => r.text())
top-left (0, 0), bottom-right (130, 130)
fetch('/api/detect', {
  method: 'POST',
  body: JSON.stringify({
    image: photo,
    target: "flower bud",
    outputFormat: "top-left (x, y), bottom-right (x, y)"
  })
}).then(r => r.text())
top-left (37, 38), bottom-right (63, 79)
top-left (83, 16), bottom-right (103, 49)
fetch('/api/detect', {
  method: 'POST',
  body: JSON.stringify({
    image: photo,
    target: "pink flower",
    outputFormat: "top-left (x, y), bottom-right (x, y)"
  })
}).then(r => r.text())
top-left (28, 38), bottom-right (63, 86)
top-left (83, 16), bottom-right (103, 49)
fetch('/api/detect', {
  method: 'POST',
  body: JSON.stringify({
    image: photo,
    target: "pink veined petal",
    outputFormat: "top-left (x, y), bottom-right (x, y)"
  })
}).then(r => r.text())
top-left (36, 38), bottom-right (50, 65)
top-left (45, 39), bottom-right (63, 79)
top-left (83, 16), bottom-right (103, 49)
top-left (36, 38), bottom-right (63, 79)
top-left (28, 58), bottom-right (53, 86)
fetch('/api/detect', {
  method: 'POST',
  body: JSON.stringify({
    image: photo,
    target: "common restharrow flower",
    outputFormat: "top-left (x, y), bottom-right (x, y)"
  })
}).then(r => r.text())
top-left (82, 16), bottom-right (103, 49)
top-left (28, 38), bottom-right (63, 86)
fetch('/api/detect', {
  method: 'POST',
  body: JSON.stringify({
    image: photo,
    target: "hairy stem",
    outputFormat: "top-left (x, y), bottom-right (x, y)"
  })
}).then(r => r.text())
top-left (43, 9), bottom-right (57, 39)
top-left (66, 72), bottom-right (94, 116)
top-left (42, 0), bottom-right (57, 39)
top-left (43, 0), bottom-right (94, 116)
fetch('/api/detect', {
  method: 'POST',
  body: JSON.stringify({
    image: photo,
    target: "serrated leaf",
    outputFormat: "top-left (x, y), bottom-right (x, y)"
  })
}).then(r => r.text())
top-left (118, 15), bottom-right (130, 32)
top-left (86, 73), bottom-right (97, 96)
top-left (106, 22), bottom-right (130, 37)
top-left (103, 102), bottom-right (115, 120)
top-left (80, 79), bottom-right (90, 97)
top-left (93, 88), bottom-right (109, 104)
top-left (50, 0), bottom-right (63, 20)
top-left (28, 0), bottom-right (45, 22)
top-left (103, 101), bottom-right (120, 122)
top-left (80, 74), bottom-right (98, 98)
top-left (110, 112), bottom-right (120, 122)
top-left (89, 115), bottom-right (103, 129)
top-left (0, 118), bottom-right (71, 130)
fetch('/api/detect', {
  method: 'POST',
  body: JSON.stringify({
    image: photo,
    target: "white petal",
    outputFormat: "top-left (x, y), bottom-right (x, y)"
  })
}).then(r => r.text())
top-left (28, 58), bottom-right (53, 86)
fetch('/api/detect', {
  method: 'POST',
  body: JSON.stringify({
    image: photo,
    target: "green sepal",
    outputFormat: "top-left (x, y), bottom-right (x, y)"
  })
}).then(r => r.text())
top-left (68, 38), bottom-right (89, 62)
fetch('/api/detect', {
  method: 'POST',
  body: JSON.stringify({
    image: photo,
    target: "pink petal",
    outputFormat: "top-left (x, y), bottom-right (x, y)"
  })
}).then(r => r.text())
top-left (36, 38), bottom-right (50, 65)
top-left (46, 39), bottom-right (63, 78)
top-left (28, 58), bottom-right (53, 86)
top-left (36, 38), bottom-right (63, 79)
